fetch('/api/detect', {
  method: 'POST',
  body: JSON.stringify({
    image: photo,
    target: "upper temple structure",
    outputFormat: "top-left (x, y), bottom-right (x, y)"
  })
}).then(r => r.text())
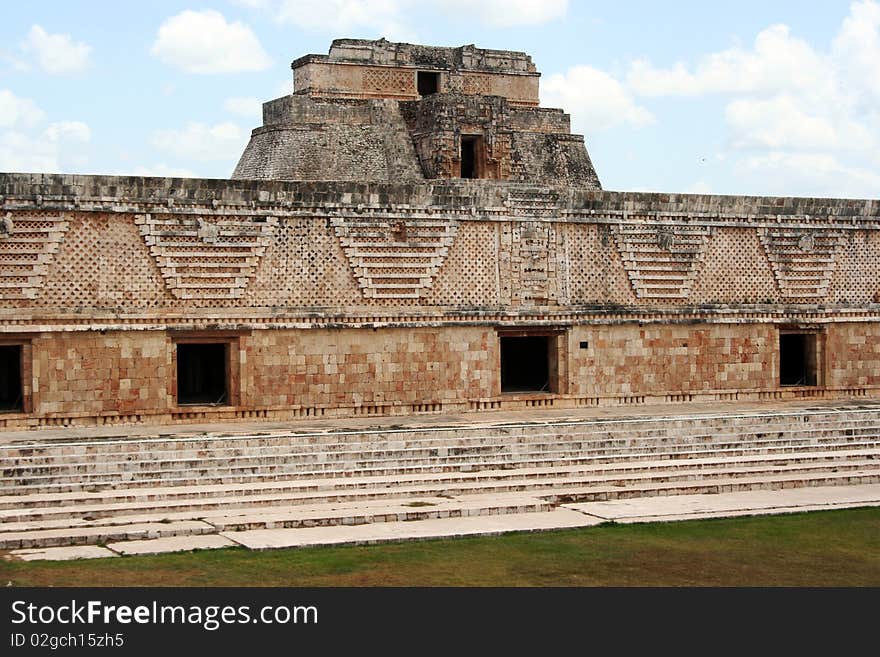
top-left (233, 39), bottom-right (601, 186)
top-left (0, 38), bottom-right (878, 432)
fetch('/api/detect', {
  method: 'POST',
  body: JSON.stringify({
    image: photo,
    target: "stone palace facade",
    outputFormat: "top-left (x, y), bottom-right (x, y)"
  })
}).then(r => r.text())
top-left (0, 38), bottom-right (878, 430)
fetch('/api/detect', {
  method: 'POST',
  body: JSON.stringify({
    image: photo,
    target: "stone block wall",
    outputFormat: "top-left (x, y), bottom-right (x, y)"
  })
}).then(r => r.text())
top-left (0, 173), bottom-right (877, 428)
top-left (243, 327), bottom-right (496, 409)
top-left (826, 323), bottom-right (880, 388)
top-left (400, 94), bottom-right (600, 185)
top-left (234, 97), bottom-right (423, 181)
top-left (567, 324), bottom-right (774, 397)
top-left (31, 331), bottom-right (170, 417)
top-left (291, 40), bottom-right (540, 105)
top-left (3, 319), bottom-right (878, 429)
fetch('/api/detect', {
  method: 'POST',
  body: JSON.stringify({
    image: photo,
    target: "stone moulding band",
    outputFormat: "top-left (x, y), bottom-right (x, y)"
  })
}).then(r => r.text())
top-left (3, 200), bottom-right (880, 230)
top-left (1, 308), bottom-right (880, 333)
top-left (0, 384), bottom-right (875, 431)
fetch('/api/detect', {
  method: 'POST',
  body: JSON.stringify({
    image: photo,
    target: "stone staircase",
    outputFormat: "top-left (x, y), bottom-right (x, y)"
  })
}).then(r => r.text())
top-left (1, 404), bottom-right (879, 552)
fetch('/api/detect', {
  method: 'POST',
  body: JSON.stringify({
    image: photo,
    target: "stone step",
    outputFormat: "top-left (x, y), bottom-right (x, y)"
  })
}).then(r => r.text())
top-left (4, 439), bottom-right (877, 492)
top-left (0, 494), bottom-right (554, 536)
top-left (5, 408), bottom-right (879, 455)
top-left (6, 428), bottom-right (877, 472)
top-left (3, 453), bottom-right (877, 518)
top-left (3, 469), bottom-right (878, 549)
top-left (207, 495), bottom-right (554, 532)
top-left (0, 495), bottom-right (551, 549)
top-left (0, 520), bottom-right (215, 550)
top-left (3, 461), bottom-right (880, 497)
top-left (4, 454), bottom-right (878, 526)
top-left (4, 418), bottom-right (877, 465)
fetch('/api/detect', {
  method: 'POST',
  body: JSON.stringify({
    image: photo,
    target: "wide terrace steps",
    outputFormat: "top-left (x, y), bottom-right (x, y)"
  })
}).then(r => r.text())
top-left (1, 404), bottom-right (879, 552)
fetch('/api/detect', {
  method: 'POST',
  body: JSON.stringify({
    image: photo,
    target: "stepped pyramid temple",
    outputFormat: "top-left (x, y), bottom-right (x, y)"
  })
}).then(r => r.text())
top-left (0, 40), bottom-right (879, 557)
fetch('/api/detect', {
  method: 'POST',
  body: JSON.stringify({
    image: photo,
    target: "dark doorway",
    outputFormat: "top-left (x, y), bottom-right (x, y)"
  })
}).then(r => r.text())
top-left (177, 343), bottom-right (228, 405)
top-left (0, 345), bottom-right (22, 411)
top-left (417, 71), bottom-right (439, 96)
top-left (779, 333), bottom-right (818, 386)
top-left (461, 135), bottom-right (480, 179)
top-left (501, 336), bottom-right (551, 393)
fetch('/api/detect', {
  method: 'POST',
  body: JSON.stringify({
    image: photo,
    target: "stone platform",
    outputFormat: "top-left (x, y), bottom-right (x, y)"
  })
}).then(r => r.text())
top-left (2, 399), bottom-right (880, 560)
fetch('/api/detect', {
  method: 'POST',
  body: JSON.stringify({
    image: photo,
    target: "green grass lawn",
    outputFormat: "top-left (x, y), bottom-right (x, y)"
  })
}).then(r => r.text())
top-left (3, 507), bottom-right (880, 586)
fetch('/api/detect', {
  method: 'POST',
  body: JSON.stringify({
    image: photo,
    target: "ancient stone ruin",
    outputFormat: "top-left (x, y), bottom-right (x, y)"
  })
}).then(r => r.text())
top-left (2, 39), bottom-right (880, 559)
top-left (0, 38), bottom-right (878, 430)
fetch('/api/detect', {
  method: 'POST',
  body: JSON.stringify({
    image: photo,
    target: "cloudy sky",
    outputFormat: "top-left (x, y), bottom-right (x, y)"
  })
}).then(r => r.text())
top-left (1, 1), bottom-right (878, 198)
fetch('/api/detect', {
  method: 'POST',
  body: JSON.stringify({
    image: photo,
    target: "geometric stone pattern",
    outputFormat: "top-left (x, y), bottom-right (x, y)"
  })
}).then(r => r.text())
top-left (499, 220), bottom-right (564, 306)
top-left (688, 227), bottom-right (779, 304)
top-left (462, 73), bottom-right (491, 95)
top-left (611, 223), bottom-right (714, 300)
top-left (37, 214), bottom-right (171, 309)
top-left (758, 227), bottom-right (846, 300)
top-left (135, 213), bottom-right (277, 300)
top-left (563, 223), bottom-right (634, 306)
top-left (363, 67), bottom-right (414, 95)
top-left (331, 215), bottom-right (458, 299)
top-left (830, 231), bottom-right (880, 304)
top-left (0, 211), bottom-right (70, 300)
top-left (425, 221), bottom-right (500, 306)
top-left (243, 218), bottom-right (362, 307)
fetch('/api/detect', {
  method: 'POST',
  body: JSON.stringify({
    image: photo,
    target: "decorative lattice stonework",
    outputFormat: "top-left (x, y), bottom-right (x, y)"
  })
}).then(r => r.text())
top-left (135, 214), bottom-right (277, 300)
top-left (363, 67), bottom-right (414, 95)
top-left (758, 227), bottom-right (846, 300)
top-left (612, 223), bottom-right (714, 299)
top-left (0, 211), bottom-right (70, 300)
top-left (462, 73), bottom-right (491, 95)
top-left (331, 215), bottom-right (458, 299)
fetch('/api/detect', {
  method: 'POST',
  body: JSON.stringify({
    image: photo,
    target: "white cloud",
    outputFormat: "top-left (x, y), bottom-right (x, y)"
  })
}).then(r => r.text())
top-left (150, 10), bottom-right (271, 74)
top-left (627, 24), bottom-right (836, 100)
top-left (274, 0), bottom-right (565, 38)
top-left (44, 121), bottom-right (91, 143)
top-left (21, 25), bottom-right (91, 74)
top-left (725, 96), bottom-right (874, 153)
top-left (0, 91), bottom-right (91, 173)
top-left (277, 0), bottom-right (416, 41)
top-left (542, 66), bottom-right (654, 132)
top-left (0, 51), bottom-right (31, 73)
top-left (224, 97), bottom-right (263, 121)
top-left (0, 90), bottom-right (45, 129)
top-left (0, 130), bottom-right (60, 172)
top-left (833, 0), bottom-right (880, 104)
top-left (621, 0), bottom-right (880, 198)
top-left (151, 121), bottom-right (248, 161)
top-left (442, 0), bottom-right (567, 28)
top-left (128, 164), bottom-right (198, 178)
top-left (734, 151), bottom-right (880, 198)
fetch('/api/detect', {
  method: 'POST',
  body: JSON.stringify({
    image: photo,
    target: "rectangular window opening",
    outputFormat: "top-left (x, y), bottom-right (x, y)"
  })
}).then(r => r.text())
top-left (461, 135), bottom-right (483, 179)
top-left (779, 333), bottom-right (818, 386)
top-left (417, 71), bottom-right (439, 96)
top-left (177, 343), bottom-right (229, 405)
top-left (500, 335), bottom-right (552, 393)
top-left (0, 345), bottom-right (23, 412)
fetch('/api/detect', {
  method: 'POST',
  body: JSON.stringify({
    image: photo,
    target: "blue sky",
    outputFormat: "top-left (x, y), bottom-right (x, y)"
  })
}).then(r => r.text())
top-left (1, 1), bottom-right (878, 198)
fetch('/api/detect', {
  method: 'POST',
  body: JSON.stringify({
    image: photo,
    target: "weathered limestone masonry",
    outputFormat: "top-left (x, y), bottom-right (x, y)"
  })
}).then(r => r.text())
top-left (0, 38), bottom-right (877, 432)
top-left (234, 39), bottom-right (600, 186)
top-left (0, 173), bottom-right (878, 430)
